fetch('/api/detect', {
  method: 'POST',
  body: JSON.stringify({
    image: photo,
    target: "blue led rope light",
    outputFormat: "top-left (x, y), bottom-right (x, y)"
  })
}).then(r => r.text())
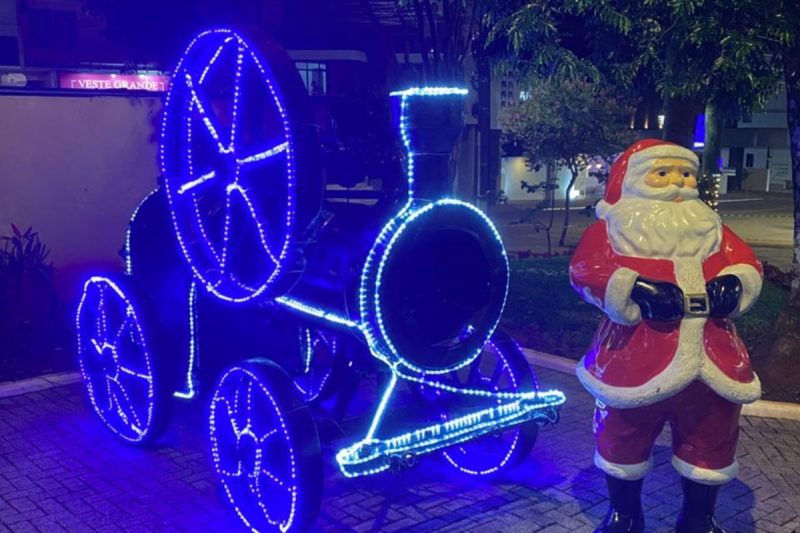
top-left (293, 328), bottom-right (337, 402)
top-left (275, 296), bottom-right (359, 328)
top-left (270, 87), bottom-right (562, 477)
top-left (369, 199), bottom-right (509, 375)
top-left (437, 340), bottom-right (525, 476)
top-left (76, 277), bottom-right (156, 443)
top-left (209, 365), bottom-right (299, 532)
top-left (124, 189), bottom-right (159, 275)
top-left (336, 388), bottom-right (565, 478)
top-left (161, 29), bottom-right (297, 304)
top-left (174, 281), bottom-right (199, 399)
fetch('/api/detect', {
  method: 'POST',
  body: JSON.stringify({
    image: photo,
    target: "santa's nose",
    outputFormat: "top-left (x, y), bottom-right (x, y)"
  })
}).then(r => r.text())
top-left (669, 173), bottom-right (685, 187)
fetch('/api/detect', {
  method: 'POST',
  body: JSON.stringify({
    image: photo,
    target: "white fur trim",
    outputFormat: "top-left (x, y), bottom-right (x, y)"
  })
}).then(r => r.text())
top-left (604, 268), bottom-right (641, 326)
top-left (672, 455), bottom-right (738, 485)
top-left (626, 145), bottom-right (698, 183)
top-left (717, 264), bottom-right (763, 316)
top-left (594, 450), bottom-right (652, 480)
top-left (595, 199), bottom-right (611, 219)
top-left (700, 358), bottom-right (761, 404)
top-left (674, 258), bottom-right (710, 293)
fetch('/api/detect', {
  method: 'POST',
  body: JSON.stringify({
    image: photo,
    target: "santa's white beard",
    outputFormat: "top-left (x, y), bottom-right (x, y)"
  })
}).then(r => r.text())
top-left (599, 195), bottom-right (722, 259)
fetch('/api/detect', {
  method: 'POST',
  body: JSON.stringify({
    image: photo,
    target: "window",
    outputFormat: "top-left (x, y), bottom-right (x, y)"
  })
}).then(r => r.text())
top-left (745, 153), bottom-right (754, 168)
top-left (0, 36), bottom-right (19, 65)
top-left (295, 62), bottom-right (327, 95)
top-left (29, 9), bottom-right (77, 48)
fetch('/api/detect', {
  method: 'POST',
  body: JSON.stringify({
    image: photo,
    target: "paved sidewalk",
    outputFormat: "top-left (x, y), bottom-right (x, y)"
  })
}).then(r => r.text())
top-left (1, 368), bottom-right (799, 532)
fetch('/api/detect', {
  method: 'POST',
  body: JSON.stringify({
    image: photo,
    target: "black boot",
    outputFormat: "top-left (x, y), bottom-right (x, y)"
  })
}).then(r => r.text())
top-left (675, 477), bottom-right (726, 533)
top-left (594, 475), bottom-right (645, 533)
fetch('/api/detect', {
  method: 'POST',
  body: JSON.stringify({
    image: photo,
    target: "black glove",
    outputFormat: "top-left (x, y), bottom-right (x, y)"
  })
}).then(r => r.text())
top-left (630, 278), bottom-right (684, 322)
top-left (706, 275), bottom-right (742, 318)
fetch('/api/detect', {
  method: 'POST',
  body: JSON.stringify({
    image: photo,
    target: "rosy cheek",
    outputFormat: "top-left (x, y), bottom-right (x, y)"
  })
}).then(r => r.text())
top-left (645, 175), bottom-right (668, 188)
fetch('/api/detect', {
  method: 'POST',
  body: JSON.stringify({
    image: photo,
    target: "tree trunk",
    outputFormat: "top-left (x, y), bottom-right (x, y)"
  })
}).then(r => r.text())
top-left (662, 38), bottom-right (698, 149)
top-left (755, 55), bottom-right (800, 399)
top-left (702, 98), bottom-right (723, 176)
top-left (558, 166), bottom-right (579, 247)
top-left (787, 65), bottom-right (800, 298)
top-left (477, 54), bottom-right (492, 205)
top-left (544, 163), bottom-right (556, 255)
top-left (662, 94), bottom-right (698, 149)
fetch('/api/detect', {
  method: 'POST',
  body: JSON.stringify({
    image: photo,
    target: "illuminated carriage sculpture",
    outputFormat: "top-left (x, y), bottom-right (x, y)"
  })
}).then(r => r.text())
top-left (75, 28), bottom-right (565, 532)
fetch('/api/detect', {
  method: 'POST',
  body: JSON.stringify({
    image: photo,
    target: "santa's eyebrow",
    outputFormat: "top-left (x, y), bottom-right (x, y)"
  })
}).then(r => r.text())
top-left (652, 165), bottom-right (696, 172)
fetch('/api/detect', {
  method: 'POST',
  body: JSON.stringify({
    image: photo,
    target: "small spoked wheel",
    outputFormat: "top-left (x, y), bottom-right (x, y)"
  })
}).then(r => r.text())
top-left (292, 328), bottom-right (343, 404)
top-left (210, 360), bottom-right (322, 532)
top-left (419, 329), bottom-right (539, 476)
top-left (76, 276), bottom-right (170, 444)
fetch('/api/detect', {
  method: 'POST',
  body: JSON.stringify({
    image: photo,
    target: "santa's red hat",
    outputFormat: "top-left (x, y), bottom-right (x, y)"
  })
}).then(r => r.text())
top-left (602, 139), bottom-right (698, 205)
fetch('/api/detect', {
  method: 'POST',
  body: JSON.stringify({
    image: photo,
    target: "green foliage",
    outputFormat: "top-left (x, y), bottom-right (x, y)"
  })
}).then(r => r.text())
top-left (497, 0), bottom-right (785, 129)
top-left (736, 277), bottom-right (790, 352)
top-left (500, 77), bottom-right (635, 172)
top-left (502, 255), bottom-right (602, 357)
top-left (502, 256), bottom-right (790, 359)
top-left (0, 224), bottom-right (53, 279)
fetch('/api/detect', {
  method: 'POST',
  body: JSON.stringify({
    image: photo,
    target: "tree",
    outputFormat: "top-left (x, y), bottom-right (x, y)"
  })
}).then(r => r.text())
top-left (501, 77), bottom-right (634, 247)
top-left (499, 1), bottom-right (782, 160)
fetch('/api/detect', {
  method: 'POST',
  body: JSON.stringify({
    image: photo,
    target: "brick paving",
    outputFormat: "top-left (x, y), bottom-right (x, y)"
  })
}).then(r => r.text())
top-left (1, 368), bottom-right (799, 532)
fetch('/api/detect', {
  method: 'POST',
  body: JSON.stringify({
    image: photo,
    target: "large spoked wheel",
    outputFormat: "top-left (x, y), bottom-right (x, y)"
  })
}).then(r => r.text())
top-left (210, 360), bottom-right (322, 532)
top-left (76, 276), bottom-right (171, 445)
top-left (292, 328), bottom-right (344, 404)
top-left (161, 29), bottom-right (311, 303)
top-left (418, 329), bottom-right (539, 476)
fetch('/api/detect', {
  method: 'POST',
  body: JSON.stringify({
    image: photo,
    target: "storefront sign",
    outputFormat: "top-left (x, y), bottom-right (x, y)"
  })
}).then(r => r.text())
top-left (59, 73), bottom-right (170, 92)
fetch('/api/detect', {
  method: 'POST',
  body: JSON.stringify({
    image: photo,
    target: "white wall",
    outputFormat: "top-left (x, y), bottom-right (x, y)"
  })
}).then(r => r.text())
top-left (744, 147), bottom-right (769, 169)
top-left (0, 94), bottom-right (161, 298)
top-left (738, 89), bottom-right (787, 129)
top-left (501, 157), bottom-right (592, 201)
top-left (768, 148), bottom-right (792, 190)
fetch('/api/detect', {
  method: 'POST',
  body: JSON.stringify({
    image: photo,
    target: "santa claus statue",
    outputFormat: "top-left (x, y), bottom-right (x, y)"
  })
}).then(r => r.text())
top-left (570, 139), bottom-right (762, 533)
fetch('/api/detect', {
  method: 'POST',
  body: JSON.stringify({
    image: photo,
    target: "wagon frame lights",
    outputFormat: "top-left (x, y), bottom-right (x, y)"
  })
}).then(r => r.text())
top-left (161, 28), bottom-right (297, 304)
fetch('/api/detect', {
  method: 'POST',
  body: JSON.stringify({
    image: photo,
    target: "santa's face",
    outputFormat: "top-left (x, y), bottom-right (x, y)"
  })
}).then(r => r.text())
top-left (643, 158), bottom-right (699, 201)
top-left (599, 157), bottom-right (721, 260)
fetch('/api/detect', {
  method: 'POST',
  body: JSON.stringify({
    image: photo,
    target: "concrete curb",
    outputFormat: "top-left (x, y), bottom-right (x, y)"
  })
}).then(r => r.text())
top-left (0, 371), bottom-right (81, 399)
top-left (522, 348), bottom-right (800, 422)
top-left (2, 350), bottom-right (799, 423)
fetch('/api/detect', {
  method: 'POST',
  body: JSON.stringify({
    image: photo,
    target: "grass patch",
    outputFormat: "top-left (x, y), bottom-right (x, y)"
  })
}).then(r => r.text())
top-left (501, 256), bottom-right (789, 359)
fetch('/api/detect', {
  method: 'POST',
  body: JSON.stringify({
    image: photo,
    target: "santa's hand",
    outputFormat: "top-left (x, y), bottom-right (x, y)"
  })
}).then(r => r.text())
top-left (706, 275), bottom-right (742, 317)
top-left (630, 278), bottom-right (684, 322)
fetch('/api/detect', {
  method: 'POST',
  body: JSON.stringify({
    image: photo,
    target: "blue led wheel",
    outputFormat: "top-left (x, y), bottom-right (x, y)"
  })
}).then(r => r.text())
top-left (292, 328), bottom-right (342, 404)
top-left (210, 360), bottom-right (322, 532)
top-left (419, 330), bottom-right (539, 476)
top-left (161, 29), bottom-right (314, 303)
top-left (76, 276), bottom-right (170, 444)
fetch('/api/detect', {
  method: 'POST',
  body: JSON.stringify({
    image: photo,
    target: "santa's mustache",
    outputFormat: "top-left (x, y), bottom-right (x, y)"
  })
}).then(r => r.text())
top-left (630, 183), bottom-right (700, 202)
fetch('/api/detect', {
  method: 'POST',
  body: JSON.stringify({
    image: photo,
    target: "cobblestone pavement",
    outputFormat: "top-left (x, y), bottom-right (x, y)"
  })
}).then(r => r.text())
top-left (1, 368), bottom-right (799, 532)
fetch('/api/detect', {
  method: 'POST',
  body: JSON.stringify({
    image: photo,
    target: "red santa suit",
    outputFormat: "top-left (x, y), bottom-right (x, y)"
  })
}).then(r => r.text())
top-left (570, 139), bottom-right (762, 485)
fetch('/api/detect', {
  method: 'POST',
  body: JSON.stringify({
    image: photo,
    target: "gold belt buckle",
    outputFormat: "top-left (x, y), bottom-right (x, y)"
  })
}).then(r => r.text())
top-left (684, 293), bottom-right (710, 317)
